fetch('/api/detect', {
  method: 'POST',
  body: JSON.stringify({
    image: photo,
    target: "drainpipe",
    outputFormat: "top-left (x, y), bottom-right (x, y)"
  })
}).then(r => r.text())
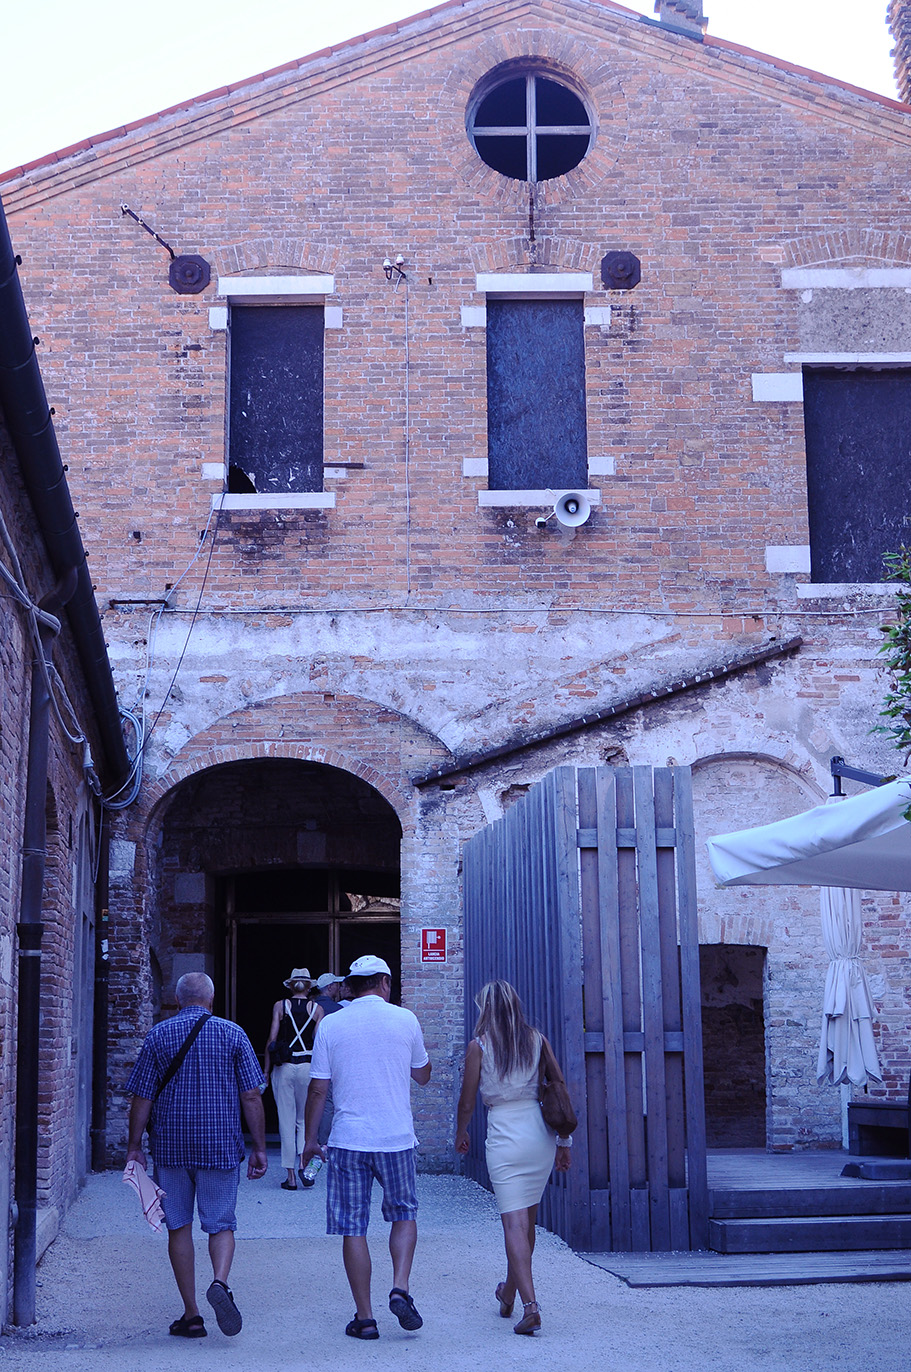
top-left (90, 809), bottom-right (110, 1172)
top-left (13, 568), bottom-right (78, 1327)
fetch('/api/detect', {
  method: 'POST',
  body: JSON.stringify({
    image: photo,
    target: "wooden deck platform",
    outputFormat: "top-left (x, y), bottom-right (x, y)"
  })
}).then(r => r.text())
top-left (580, 1150), bottom-right (911, 1286)
top-left (581, 1249), bottom-right (911, 1287)
top-left (707, 1148), bottom-right (911, 1193)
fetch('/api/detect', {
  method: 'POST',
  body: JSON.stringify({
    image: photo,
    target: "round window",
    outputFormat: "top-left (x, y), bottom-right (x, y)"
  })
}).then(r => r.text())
top-left (468, 68), bottom-right (592, 182)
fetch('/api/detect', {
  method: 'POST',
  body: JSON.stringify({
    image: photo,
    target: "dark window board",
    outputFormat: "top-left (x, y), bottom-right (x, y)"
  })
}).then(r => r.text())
top-left (803, 368), bottom-right (911, 583)
top-left (486, 299), bottom-right (588, 491)
top-left (229, 305), bottom-right (324, 494)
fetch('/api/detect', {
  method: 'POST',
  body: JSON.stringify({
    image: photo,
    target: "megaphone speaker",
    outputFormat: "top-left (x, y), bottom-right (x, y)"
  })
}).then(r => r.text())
top-left (553, 491), bottom-right (592, 528)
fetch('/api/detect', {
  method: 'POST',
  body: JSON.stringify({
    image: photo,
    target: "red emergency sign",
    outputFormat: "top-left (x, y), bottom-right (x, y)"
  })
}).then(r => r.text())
top-left (421, 928), bottom-right (447, 963)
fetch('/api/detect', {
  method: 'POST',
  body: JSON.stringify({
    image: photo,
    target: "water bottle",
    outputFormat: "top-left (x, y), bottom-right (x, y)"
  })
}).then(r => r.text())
top-left (301, 1156), bottom-right (323, 1187)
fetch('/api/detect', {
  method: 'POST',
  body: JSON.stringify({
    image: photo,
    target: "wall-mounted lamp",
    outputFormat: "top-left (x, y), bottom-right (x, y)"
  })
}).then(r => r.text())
top-left (383, 254), bottom-right (407, 287)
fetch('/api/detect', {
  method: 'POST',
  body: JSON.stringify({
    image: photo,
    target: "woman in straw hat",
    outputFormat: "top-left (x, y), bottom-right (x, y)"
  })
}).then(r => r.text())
top-left (265, 969), bottom-right (316, 1190)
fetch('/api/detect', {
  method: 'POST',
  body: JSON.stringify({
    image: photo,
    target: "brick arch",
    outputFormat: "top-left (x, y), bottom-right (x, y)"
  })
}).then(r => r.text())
top-left (691, 749), bottom-right (826, 948)
top-left (469, 233), bottom-right (599, 275)
top-left (141, 740), bottom-right (411, 834)
top-left (692, 748), bottom-right (825, 803)
top-left (782, 227), bottom-right (911, 269)
top-left (212, 238), bottom-right (338, 278)
top-left (438, 27), bottom-right (630, 210)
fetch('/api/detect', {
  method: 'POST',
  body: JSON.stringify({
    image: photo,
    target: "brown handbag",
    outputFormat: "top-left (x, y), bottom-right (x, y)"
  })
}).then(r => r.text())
top-left (537, 1036), bottom-right (578, 1137)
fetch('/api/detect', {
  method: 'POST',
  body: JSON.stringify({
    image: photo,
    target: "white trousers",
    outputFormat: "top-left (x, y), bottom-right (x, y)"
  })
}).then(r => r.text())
top-left (272, 1060), bottom-right (311, 1168)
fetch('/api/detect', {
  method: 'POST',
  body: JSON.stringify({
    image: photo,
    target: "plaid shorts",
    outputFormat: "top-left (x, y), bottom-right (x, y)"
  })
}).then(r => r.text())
top-left (326, 1146), bottom-right (418, 1236)
top-left (153, 1163), bottom-right (240, 1233)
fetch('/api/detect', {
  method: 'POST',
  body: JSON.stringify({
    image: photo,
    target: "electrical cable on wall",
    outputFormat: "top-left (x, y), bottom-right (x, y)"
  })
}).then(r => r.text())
top-left (0, 506), bottom-right (86, 749)
top-left (104, 501), bottom-right (222, 809)
top-left (383, 254), bottom-right (411, 596)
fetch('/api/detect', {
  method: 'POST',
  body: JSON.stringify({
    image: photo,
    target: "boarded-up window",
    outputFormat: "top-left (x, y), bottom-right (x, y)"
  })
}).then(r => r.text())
top-left (228, 306), bottom-right (324, 493)
top-left (803, 368), bottom-right (911, 582)
top-left (486, 299), bottom-right (587, 490)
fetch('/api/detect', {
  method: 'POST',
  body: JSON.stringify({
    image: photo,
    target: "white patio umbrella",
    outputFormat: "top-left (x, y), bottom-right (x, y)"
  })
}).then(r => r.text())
top-left (706, 780), bottom-right (911, 1090)
top-left (706, 779), bottom-right (911, 892)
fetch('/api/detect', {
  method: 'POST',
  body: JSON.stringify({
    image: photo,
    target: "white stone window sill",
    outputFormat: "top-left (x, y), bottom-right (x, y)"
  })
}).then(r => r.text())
top-left (796, 583), bottom-right (901, 599)
top-left (212, 493), bottom-right (336, 511)
top-left (478, 489), bottom-right (602, 508)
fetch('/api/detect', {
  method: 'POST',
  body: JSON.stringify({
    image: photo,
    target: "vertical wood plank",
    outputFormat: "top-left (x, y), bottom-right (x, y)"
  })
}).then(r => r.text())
top-left (634, 765), bottom-right (671, 1251)
top-left (578, 769), bottom-right (608, 1199)
top-left (616, 768), bottom-right (646, 1224)
top-left (630, 1187), bottom-right (651, 1251)
top-left (552, 767), bottom-right (589, 1250)
top-left (595, 767), bottom-right (632, 1251)
top-left (655, 768), bottom-right (686, 1192)
top-left (673, 766), bottom-right (709, 1249)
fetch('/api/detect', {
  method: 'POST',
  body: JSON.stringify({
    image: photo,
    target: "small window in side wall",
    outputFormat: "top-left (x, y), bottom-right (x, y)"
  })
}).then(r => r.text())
top-left (486, 299), bottom-right (588, 490)
top-left (802, 367), bottom-right (911, 582)
top-left (228, 305), bottom-right (324, 494)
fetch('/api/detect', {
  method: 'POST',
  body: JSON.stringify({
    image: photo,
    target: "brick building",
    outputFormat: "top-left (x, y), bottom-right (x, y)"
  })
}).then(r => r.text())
top-left (0, 199), bottom-right (129, 1322)
top-left (2, 0), bottom-right (911, 1185)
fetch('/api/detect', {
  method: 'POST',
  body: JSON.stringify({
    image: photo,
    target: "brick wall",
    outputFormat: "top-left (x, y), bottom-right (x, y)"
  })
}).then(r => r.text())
top-left (0, 415), bottom-right (108, 1318)
top-left (3, 0), bottom-right (911, 1167)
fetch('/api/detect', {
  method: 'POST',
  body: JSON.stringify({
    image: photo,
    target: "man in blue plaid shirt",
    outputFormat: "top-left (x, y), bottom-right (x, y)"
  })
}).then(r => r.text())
top-left (126, 972), bottom-right (267, 1339)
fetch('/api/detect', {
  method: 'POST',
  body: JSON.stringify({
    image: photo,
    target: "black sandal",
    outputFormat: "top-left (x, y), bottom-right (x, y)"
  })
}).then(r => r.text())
top-left (169, 1314), bottom-right (206, 1338)
top-left (389, 1288), bottom-right (423, 1330)
top-left (346, 1315), bottom-right (380, 1340)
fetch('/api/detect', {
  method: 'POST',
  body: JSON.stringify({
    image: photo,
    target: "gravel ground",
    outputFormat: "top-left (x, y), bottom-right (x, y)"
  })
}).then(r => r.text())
top-left (3, 1152), bottom-right (911, 1371)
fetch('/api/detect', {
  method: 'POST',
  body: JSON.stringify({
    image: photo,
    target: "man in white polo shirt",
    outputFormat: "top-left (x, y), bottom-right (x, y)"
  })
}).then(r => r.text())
top-left (303, 955), bottom-right (431, 1340)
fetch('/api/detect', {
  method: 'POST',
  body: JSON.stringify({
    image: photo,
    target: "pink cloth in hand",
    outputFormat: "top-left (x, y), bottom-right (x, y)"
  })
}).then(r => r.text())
top-left (122, 1159), bottom-right (166, 1232)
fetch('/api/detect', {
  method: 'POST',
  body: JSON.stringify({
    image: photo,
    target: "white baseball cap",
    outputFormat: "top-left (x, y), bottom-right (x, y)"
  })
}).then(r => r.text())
top-left (348, 955), bottom-right (392, 978)
top-left (316, 972), bottom-right (343, 989)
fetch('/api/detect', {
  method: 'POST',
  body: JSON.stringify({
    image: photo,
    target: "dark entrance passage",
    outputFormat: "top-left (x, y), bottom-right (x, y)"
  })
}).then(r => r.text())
top-left (153, 758), bottom-right (402, 1138)
top-left (700, 944), bottom-right (767, 1148)
top-left (222, 868), bottom-right (401, 1134)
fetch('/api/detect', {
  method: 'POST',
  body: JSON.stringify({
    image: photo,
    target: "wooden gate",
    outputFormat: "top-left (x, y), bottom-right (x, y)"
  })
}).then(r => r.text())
top-left (462, 765), bottom-right (708, 1252)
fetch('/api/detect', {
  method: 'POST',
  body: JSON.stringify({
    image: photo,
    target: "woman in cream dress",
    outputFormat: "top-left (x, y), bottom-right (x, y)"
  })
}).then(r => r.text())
top-left (456, 981), bottom-right (572, 1336)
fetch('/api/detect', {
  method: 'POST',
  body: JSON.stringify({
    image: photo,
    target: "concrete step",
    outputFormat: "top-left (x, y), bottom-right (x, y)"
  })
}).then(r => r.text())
top-left (709, 1214), bottom-right (911, 1254)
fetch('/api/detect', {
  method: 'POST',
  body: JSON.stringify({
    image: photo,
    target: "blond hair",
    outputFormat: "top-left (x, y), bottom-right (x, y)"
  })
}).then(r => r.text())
top-left (473, 980), bottom-right (538, 1078)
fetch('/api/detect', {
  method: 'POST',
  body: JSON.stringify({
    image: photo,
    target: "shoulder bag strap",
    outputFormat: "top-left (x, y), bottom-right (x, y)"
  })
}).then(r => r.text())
top-left (539, 1035), bottom-right (566, 1086)
top-left (154, 1013), bottom-right (211, 1100)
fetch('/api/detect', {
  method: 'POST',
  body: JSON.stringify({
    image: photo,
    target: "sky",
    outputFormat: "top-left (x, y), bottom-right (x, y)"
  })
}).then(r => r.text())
top-left (0, 0), bottom-right (900, 175)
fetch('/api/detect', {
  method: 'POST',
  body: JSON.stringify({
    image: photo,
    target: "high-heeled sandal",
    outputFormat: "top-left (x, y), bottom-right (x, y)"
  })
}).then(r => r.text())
top-left (514, 1301), bottom-right (541, 1335)
top-left (495, 1282), bottom-right (515, 1318)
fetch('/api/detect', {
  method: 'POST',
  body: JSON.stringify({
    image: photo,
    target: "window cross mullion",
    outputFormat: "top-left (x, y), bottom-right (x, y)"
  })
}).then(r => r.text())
top-left (526, 74), bottom-right (537, 183)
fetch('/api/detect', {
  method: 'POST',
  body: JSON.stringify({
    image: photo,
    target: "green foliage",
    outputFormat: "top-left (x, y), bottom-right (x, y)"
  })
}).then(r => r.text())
top-left (877, 546), bottom-right (911, 764)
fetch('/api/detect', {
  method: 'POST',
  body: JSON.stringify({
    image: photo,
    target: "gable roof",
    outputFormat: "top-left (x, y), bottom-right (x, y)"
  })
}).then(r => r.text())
top-left (2, 0), bottom-right (909, 206)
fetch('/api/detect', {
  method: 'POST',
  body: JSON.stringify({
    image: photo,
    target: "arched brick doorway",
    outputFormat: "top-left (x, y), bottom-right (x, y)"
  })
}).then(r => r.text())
top-left (151, 757), bottom-right (402, 1126)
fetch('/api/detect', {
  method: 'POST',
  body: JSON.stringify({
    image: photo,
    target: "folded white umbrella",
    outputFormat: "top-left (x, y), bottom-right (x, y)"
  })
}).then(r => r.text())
top-left (706, 779), bottom-right (911, 891)
top-left (816, 882), bottom-right (882, 1087)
